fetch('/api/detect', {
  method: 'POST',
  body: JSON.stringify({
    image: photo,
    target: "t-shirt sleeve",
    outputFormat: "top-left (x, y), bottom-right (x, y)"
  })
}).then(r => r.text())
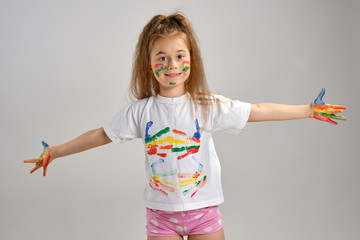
top-left (103, 102), bottom-right (141, 143)
top-left (208, 95), bottom-right (251, 134)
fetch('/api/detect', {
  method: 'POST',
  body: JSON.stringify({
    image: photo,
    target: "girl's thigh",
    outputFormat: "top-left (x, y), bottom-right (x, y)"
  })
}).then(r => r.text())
top-left (188, 228), bottom-right (225, 240)
top-left (147, 236), bottom-right (184, 240)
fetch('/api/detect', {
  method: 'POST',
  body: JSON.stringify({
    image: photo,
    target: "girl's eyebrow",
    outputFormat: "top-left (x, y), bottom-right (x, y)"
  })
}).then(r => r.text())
top-left (155, 50), bottom-right (187, 56)
top-left (155, 51), bottom-right (165, 56)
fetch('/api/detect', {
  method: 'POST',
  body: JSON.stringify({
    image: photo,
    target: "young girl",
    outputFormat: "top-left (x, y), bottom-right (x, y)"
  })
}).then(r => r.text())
top-left (24, 13), bottom-right (345, 240)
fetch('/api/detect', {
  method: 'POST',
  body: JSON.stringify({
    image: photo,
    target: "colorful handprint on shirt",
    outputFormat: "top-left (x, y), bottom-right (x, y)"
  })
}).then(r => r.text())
top-left (145, 119), bottom-right (206, 198)
top-left (313, 88), bottom-right (346, 125)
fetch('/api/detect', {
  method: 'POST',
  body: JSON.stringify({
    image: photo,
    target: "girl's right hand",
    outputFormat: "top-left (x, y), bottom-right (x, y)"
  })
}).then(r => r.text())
top-left (24, 141), bottom-right (56, 177)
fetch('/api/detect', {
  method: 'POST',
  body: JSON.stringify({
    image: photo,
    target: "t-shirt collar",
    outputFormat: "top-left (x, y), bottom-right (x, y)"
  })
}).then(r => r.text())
top-left (155, 92), bottom-right (190, 103)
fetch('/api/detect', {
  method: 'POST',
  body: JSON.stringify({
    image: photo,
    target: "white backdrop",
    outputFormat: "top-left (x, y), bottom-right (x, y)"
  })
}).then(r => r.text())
top-left (1, 0), bottom-right (359, 239)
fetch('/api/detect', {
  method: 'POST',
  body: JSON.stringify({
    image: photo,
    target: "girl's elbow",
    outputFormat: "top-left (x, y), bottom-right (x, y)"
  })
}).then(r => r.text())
top-left (248, 103), bottom-right (263, 122)
top-left (94, 127), bottom-right (112, 146)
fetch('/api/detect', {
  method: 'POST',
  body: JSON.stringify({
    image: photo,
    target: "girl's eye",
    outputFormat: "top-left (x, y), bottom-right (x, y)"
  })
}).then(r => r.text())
top-left (177, 55), bottom-right (184, 60)
top-left (159, 57), bottom-right (167, 61)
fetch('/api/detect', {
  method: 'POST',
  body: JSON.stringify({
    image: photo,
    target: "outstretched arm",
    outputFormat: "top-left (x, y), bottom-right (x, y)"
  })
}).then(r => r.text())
top-left (248, 88), bottom-right (346, 124)
top-left (248, 103), bottom-right (312, 122)
top-left (24, 127), bottom-right (112, 176)
top-left (50, 127), bottom-right (111, 159)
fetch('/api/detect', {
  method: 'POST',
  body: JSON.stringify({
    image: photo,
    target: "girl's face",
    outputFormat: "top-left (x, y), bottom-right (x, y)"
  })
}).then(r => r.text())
top-left (150, 34), bottom-right (191, 97)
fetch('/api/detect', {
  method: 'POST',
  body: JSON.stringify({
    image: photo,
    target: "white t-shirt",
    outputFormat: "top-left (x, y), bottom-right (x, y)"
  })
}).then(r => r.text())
top-left (103, 93), bottom-right (251, 211)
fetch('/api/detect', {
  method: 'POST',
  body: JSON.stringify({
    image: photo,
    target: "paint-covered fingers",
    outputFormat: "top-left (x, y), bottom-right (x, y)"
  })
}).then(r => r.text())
top-left (24, 157), bottom-right (43, 174)
top-left (312, 88), bottom-right (347, 125)
top-left (313, 113), bottom-right (338, 125)
top-left (24, 141), bottom-right (52, 176)
top-left (314, 106), bottom-right (344, 115)
top-left (25, 156), bottom-right (43, 174)
top-left (30, 162), bottom-right (42, 173)
top-left (314, 105), bottom-right (346, 116)
top-left (313, 105), bottom-right (347, 124)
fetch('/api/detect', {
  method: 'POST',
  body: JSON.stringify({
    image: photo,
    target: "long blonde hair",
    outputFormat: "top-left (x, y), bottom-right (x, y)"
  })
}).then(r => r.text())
top-left (130, 13), bottom-right (215, 125)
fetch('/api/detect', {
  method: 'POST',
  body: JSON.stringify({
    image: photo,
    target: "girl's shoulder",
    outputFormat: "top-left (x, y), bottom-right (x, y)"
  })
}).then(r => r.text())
top-left (193, 92), bottom-right (229, 105)
top-left (125, 95), bottom-right (157, 110)
top-left (129, 95), bottom-right (156, 103)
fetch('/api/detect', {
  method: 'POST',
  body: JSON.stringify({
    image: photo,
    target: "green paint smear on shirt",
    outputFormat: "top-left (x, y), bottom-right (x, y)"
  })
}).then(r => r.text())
top-left (145, 127), bottom-right (171, 144)
top-left (152, 169), bottom-right (177, 177)
top-left (195, 175), bottom-right (207, 186)
top-left (171, 145), bottom-right (200, 153)
top-left (182, 188), bottom-right (192, 196)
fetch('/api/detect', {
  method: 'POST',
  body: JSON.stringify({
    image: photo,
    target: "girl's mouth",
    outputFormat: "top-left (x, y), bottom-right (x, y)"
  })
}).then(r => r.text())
top-left (165, 73), bottom-right (182, 78)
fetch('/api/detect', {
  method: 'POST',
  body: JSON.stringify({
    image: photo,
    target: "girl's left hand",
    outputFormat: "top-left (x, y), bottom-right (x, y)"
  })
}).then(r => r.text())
top-left (312, 88), bottom-right (347, 125)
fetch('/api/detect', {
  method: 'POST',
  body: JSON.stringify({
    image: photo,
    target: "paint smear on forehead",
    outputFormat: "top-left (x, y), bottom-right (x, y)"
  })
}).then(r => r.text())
top-left (154, 64), bottom-right (167, 77)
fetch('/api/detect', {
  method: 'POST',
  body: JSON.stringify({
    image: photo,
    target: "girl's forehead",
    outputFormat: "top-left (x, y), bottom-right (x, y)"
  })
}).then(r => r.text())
top-left (150, 35), bottom-right (190, 55)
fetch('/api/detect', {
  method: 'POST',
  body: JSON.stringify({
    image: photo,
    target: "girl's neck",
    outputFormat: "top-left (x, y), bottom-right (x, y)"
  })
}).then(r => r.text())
top-left (159, 85), bottom-right (187, 98)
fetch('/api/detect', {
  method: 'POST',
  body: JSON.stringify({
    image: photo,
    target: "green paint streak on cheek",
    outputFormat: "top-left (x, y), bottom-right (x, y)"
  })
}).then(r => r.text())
top-left (155, 66), bottom-right (167, 77)
top-left (182, 66), bottom-right (190, 72)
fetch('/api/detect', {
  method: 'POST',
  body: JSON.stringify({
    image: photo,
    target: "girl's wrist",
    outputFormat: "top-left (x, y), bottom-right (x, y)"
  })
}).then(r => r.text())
top-left (48, 145), bottom-right (60, 159)
top-left (309, 103), bottom-right (314, 118)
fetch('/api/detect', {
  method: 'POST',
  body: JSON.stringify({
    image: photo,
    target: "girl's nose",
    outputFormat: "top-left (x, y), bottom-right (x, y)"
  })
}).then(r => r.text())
top-left (168, 66), bottom-right (178, 70)
top-left (167, 59), bottom-right (178, 70)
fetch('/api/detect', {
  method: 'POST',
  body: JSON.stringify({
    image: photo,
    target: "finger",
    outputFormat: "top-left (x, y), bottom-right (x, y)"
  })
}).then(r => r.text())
top-left (314, 104), bottom-right (346, 110)
top-left (331, 105), bottom-right (346, 110)
top-left (313, 113), bottom-right (338, 125)
top-left (42, 141), bottom-right (49, 148)
top-left (30, 163), bottom-right (42, 173)
top-left (314, 112), bottom-right (347, 121)
top-left (329, 109), bottom-right (344, 114)
top-left (326, 118), bottom-right (338, 125)
top-left (329, 115), bottom-right (347, 121)
top-left (314, 108), bottom-right (344, 115)
top-left (43, 154), bottom-right (50, 177)
top-left (24, 158), bottom-right (40, 163)
top-left (314, 88), bottom-right (326, 105)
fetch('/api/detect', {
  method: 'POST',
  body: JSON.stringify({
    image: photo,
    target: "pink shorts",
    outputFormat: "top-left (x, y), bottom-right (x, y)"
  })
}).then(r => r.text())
top-left (146, 205), bottom-right (223, 237)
